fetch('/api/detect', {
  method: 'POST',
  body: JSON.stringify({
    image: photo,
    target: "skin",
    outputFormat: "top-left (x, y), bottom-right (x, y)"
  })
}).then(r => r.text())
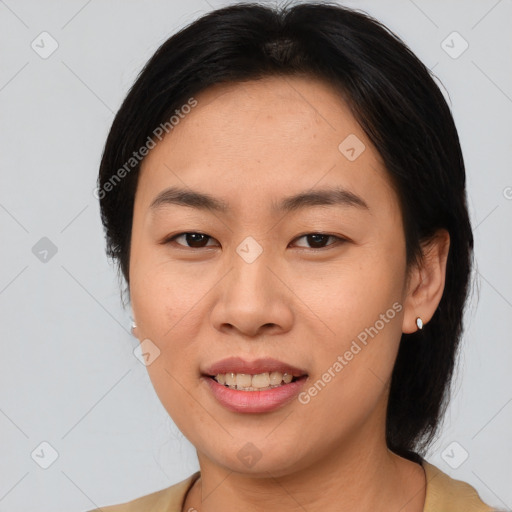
top-left (130, 75), bottom-right (450, 512)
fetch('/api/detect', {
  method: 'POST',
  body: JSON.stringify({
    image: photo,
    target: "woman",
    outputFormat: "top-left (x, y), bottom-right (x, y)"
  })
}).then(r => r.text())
top-left (90, 2), bottom-right (497, 511)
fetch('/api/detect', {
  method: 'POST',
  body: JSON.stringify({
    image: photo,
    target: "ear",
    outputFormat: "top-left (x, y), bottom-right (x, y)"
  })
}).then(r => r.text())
top-left (402, 229), bottom-right (450, 334)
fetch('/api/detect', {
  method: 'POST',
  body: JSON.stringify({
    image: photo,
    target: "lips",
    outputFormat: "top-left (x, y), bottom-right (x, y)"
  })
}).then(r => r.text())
top-left (202, 356), bottom-right (308, 378)
top-left (201, 356), bottom-right (309, 413)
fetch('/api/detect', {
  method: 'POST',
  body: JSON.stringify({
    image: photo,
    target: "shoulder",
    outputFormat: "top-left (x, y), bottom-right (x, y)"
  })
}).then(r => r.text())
top-left (422, 459), bottom-right (495, 512)
top-left (83, 463), bottom-right (499, 512)
top-left (85, 471), bottom-right (200, 512)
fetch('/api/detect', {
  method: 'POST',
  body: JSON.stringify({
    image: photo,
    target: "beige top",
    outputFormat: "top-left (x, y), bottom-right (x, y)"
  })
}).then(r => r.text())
top-left (87, 460), bottom-right (495, 511)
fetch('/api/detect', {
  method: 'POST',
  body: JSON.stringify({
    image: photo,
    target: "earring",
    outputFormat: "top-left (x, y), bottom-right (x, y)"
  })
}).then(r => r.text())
top-left (130, 320), bottom-right (137, 335)
top-left (416, 317), bottom-right (423, 330)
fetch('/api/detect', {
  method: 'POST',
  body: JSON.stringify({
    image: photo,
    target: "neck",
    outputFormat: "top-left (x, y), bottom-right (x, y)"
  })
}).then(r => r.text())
top-left (184, 429), bottom-right (426, 512)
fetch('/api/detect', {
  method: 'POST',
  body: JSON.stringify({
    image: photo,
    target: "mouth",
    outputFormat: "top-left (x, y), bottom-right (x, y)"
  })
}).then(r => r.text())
top-left (202, 356), bottom-right (308, 391)
top-left (205, 371), bottom-right (306, 391)
top-left (201, 357), bottom-right (309, 413)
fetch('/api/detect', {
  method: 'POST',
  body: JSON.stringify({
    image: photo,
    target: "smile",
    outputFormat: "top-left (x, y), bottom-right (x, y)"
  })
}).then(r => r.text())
top-left (211, 371), bottom-right (298, 391)
top-left (201, 356), bottom-right (309, 413)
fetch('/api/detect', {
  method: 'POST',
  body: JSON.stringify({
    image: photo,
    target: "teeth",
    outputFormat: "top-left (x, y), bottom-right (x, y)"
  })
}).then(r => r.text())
top-left (252, 372), bottom-right (270, 388)
top-left (213, 371), bottom-right (297, 390)
top-left (269, 371), bottom-right (282, 386)
top-left (236, 373), bottom-right (252, 388)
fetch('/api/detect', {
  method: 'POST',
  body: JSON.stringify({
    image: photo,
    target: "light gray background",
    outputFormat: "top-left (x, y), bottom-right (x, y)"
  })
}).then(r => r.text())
top-left (1, 0), bottom-right (511, 511)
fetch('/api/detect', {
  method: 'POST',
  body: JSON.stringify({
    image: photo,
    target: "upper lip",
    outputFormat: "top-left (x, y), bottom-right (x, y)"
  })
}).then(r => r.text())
top-left (202, 357), bottom-right (308, 377)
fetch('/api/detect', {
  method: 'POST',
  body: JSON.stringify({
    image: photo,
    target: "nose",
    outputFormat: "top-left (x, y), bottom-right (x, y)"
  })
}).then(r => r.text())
top-left (210, 245), bottom-right (294, 338)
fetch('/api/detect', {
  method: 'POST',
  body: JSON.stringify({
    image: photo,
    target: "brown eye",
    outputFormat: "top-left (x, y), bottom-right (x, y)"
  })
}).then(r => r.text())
top-left (164, 232), bottom-right (346, 250)
top-left (293, 233), bottom-right (345, 249)
top-left (169, 232), bottom-right (218, 248)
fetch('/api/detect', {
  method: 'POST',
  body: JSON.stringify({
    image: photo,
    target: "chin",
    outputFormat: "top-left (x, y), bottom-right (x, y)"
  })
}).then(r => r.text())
top-left (195, 436), bottom-right (312, 478)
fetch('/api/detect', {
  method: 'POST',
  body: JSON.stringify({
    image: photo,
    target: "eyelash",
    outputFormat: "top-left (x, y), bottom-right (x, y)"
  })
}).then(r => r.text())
top-left (163, 232), bottom-right (348, 251)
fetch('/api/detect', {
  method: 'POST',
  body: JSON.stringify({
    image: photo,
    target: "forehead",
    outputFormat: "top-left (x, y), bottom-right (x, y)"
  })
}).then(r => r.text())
top-left (170, 75), bottom-right (358, 146)
top-left (136, 75), bottom-right (394, 216)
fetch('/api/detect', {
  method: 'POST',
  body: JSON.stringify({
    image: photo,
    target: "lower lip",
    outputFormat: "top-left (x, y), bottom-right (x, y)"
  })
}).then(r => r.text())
top-left (202, 375), bottom-right (308, 413)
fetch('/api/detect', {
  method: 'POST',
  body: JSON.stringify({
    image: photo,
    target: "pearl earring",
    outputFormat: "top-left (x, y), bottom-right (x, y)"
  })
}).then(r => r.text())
top-left (416, 317), bottom-right (423, 330)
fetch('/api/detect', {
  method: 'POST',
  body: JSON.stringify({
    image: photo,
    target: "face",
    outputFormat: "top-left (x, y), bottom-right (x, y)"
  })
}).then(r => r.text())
top-left (129, 75), bottom-right (411, 477)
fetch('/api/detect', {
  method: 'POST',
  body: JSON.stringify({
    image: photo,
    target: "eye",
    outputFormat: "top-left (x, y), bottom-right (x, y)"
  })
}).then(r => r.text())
top-left (165, 232), bottom-right (218, 249)
top-left (292, 233), bottom-right (346, 249)
top-left (163, 231), bottom-right (347, 250)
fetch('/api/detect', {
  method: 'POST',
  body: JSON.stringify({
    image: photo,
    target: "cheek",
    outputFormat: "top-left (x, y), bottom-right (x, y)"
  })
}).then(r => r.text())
top-left (130, 254), bottom-right (214, 342)
top-left (130, 264), bottom-right (209, 433)
top-left (295, 242), bottom-right (406, 422)
top-left (144, 358), bottom-right (220, 453)
top-left (129, 262), bottom-right (205, 419)
top-left (293, 240), bottom-right (406, 343)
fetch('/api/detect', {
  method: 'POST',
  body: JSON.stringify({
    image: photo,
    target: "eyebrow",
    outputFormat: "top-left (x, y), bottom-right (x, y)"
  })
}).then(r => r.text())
top-left (149, 185), bottom-right (369, 214)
